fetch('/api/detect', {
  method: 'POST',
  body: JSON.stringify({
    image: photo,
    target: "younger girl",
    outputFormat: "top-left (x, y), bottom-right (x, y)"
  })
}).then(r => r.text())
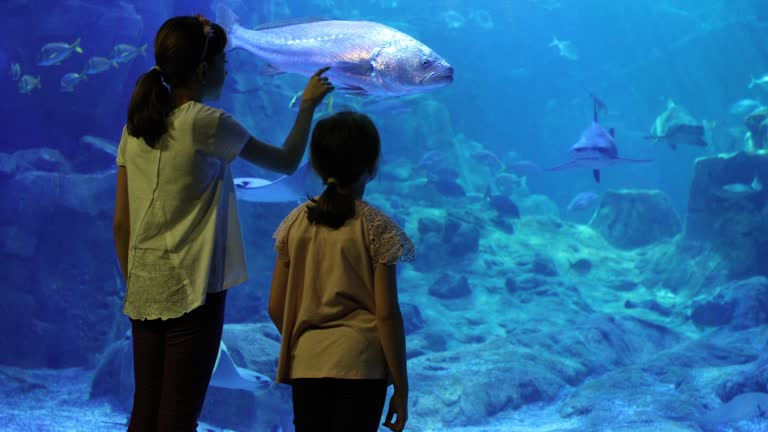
top-left (269, 111), bottom-right (414, 432)
top-left (112, 14), bottom-right (333, 431)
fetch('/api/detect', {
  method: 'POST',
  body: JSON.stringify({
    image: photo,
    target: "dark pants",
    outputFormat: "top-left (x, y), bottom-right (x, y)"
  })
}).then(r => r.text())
top-left (128, 291), bottom-right (226, 432)
top-left (291, 378), bottom-right (388, 432)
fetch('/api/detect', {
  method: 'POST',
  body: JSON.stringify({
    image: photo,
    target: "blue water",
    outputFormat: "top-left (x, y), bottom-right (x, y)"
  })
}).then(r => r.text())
top-left (2, 1), bottom-right (768, 431)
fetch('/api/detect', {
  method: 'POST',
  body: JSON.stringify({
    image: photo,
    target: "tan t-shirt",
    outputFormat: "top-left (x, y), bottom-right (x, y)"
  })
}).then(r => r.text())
top-left (116, 101), bottom-right (251, 321)
top-left (272, 200), bottom-right (415, 384)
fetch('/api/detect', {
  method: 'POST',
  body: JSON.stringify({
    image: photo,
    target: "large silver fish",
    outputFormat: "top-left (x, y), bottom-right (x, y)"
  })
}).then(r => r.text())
top-left (215, 5), bottom-right (454, 96)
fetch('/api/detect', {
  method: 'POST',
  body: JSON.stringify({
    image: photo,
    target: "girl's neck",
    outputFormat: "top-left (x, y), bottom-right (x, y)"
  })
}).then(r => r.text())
top-left (337, 181), bottom-right (366, 200)
top-left (171, 85), bottom-right (202, 108)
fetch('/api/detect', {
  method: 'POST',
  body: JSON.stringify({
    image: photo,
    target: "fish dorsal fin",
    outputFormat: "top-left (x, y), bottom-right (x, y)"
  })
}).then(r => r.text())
top-left (666, 99), bottom-right (676, 109)
top-left (253, 17), bottom-right (331, 31)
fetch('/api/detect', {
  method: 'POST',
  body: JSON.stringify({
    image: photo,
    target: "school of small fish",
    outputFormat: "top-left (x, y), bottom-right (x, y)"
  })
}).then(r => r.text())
top-left (10, 38), bottom-right (146, 94)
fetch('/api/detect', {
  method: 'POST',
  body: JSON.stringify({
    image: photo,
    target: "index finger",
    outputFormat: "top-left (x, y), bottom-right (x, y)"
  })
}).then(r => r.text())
top-left (313, 66), bottom-right (331, 76)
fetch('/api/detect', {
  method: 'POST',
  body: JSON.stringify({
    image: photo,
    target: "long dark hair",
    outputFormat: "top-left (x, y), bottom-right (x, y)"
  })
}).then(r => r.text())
top-left (307, 111), bottom-right (381, 229)
top-left (127, 16), bottom-right (227, 147)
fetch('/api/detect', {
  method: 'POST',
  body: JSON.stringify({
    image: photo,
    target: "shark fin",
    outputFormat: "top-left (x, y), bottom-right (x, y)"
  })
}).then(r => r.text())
top-left (545, 160), bottom-right (583, 171)
top-left (261, 64), bottom-right (285, 76)
top-left (593, 169), bottom-right (601, 183)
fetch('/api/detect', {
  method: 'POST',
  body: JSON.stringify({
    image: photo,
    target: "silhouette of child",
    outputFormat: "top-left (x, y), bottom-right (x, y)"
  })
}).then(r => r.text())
top-left (269, 111), bottom-right (414, 432)
top-left (112, 14), bottom-right (333, 431)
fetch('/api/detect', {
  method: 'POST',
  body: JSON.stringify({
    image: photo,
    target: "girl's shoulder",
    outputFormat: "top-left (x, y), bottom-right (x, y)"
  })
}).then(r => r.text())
top-left (358, 201), bottom-right (415, 264)
top-left (273, 201), bottom-right (310, 258)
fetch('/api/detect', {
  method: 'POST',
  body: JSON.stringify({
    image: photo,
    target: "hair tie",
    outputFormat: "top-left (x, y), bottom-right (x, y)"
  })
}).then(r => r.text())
top-left (196, 14), bottom-right (215, 61)
top-left (326, 178), bottom-right (338, 185)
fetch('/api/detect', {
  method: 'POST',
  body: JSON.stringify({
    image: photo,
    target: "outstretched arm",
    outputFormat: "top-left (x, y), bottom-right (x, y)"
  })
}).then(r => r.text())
top-left (239, 67), bottom-right (334, 174)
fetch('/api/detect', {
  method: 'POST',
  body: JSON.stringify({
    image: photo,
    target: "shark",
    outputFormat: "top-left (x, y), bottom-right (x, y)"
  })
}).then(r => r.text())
top-left (233, 161), bottom-right (321, 203)
top-left (546, 95), bottom-right (652, 183)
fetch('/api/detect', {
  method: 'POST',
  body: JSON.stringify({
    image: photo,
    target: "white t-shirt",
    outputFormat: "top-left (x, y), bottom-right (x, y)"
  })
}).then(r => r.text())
top-left (272, 200), bottom-right (415, 384)
top-left (116, 101), bottom-right (251, 321)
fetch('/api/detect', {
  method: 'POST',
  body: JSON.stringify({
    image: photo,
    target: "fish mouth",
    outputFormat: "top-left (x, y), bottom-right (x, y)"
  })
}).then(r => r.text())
top-left (422, 67), bottom-right (455, 86)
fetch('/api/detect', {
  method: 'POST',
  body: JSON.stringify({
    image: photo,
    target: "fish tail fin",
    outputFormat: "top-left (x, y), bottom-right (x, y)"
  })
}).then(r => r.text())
top-left (139, 44), bottom-right (147, 56)
top-left (549, 35), bottom-right (558, 46)
top-left (749, 76), bottom-right (755, 89)
top-left (592, 169), bottom-right (601, 183)
top-left (72, 37), bottom-right (83, 54)
top-left (215, 3), bottom-right (239, 37)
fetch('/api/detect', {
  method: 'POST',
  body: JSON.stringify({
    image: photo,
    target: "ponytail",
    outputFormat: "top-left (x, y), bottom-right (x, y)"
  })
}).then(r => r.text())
top-left (126, 68), bottom-right (172, 148)
top-left (306, 181), bottom-right (357, 229)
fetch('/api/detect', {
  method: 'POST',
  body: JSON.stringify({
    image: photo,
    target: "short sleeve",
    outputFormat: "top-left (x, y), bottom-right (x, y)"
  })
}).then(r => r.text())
top-left (200, 110), bottom-right (251, 163)
top-left (362, 204), bottom-right (415, 266)
top-left (272, 204), bottom-right (307, 261)
top-left (116, 125), bottom-right (128, 167)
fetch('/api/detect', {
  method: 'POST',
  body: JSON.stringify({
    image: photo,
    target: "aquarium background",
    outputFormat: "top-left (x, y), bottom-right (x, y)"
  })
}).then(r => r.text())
top-left (2, 0), bottom-right (768, 431)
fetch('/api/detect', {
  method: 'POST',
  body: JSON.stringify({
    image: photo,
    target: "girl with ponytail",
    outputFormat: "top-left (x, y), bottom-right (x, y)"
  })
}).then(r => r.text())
top-left (112, 14), bottom-right (333, 431)
top-left (269, 112), bottom-right (414, 432)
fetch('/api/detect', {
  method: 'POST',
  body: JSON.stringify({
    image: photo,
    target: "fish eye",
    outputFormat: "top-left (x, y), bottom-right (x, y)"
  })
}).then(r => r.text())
top-left (421, 58), bottom-right (434, 68)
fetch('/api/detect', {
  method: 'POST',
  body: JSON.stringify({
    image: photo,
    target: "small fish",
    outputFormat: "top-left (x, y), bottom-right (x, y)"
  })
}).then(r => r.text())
top-left (18, 75), bottom-right (41, 94)
top-left (488, 195), bottom-right (520, 218)
top-left (439, 10), bottom-right (465, 29)
top-left (80, 135), bottom-right (117, 156)
top-left (8, 62), bottom-right (21, 80)
top-left (83, 57), bottom-right (119, 74)
top-left (470, 149), bottom-right (504, 171)
top-left (748, 73), bottom-right (768, 90)
top-left (429, 178), bottom-right (466, 197)
top-left (646, 100), bottom-right (708, 150)
top-left (60, 72), bottom-right (87, 92)
top-left (415, 150), bottom-right (446, 170)
top-left (37, 38), bottom-right (83, 66)
top-left (713, 176), bottom-right (763, 199)
top-left (569, 258), bottom-right (592, 275)
top-left (494, 172), bottom-right (526, 194)
top-left (549, 36), bottom-right (579, 61)
top-left (110, 43), bottom-right (147, 64)
top-left (567, 191), bottom-right (600, 212)
top-left (427, 166), bottom-right (460, 183)
top-left (505, 160), bottom-right (542, 176)
top-left (469, 10), bottom-right (494, 30)
top-left (730, 98), bottom-right (763, 115)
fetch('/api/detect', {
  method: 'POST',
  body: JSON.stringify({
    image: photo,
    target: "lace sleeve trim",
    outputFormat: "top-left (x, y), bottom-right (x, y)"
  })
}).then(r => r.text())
top-left (361, 203), bottom-right (415, 265)
top-left (272, 204), bottom-right (306, 260)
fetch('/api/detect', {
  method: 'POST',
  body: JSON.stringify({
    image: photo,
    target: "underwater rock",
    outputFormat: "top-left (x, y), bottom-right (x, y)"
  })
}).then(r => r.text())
top-left (446, 222), bottom-right (480, 258)
top-left (685, 151), bottom-right (768, 277)
top-left (717, 351), bottom-right (768, 401)
top-left (589, 189), bottom-right (682, 249)
top-left (400, 302), bottom-right (425, 334)
top-left (428, 273), bottom-right (471, 299)
top-left (690, 277), bottom-right (768, 330)
top-left (690, 300), bottom-right (735, 328)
